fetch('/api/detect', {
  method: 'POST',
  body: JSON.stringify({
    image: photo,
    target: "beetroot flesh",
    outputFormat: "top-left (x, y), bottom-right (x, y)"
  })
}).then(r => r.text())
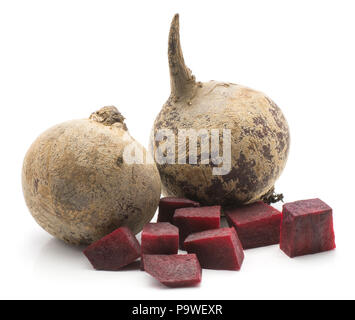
top-left (184, 228), bottom-right (244, 270)
top-left (141, 222), bottom-right (179, 255)
top-left (143, 254), bottom-right (202, 287)
top-left (83, 227), bottom-right (140, 271)
top-left (158, 197), bottom-right (200, 224)
top-left (280, 198), bottom-right (336, 258)
top-left (173, 206), bottom-right (221, 248)
top-left (225, 201), bottom-right (282, 249)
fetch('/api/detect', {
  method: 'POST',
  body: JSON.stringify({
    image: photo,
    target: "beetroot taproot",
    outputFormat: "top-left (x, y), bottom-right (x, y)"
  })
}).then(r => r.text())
top-left (141, 222), bottom-right (179, 255)
top-left (150, 14), bottom-right (290, 206)
top-left (225, 201), bottom-right (281, 249)
top-left (143, 254), bottom-right (202, 287)
top-left (173, 206), bottom-right (221, 248)
top-left (158, 197), bottom-right (200, 223)
top-left (83, 227), bottom-right (140, 270)
top-left (184, 228), bottom-right (244, 270)
top-left (22, 106), bottom-right (161, 245)
top-left (280, 198), bottom-right (336, 258)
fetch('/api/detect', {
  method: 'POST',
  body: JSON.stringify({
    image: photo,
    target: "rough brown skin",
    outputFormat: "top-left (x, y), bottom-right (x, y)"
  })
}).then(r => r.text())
top-left (22, 106), bottom-right (161, 245)
top-left (151, 14), bottom-right (290, 206)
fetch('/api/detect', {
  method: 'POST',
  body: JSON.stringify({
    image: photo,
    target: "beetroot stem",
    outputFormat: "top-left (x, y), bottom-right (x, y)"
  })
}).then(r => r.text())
top-left (168, 14), bottom-right (196, 98)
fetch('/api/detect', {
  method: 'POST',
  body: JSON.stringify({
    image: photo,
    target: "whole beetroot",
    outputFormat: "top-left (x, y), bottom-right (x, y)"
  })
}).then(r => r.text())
top-left (151, 14), bottom-right (290, 206)
top-left (22, 106), bottom-right (161, 245)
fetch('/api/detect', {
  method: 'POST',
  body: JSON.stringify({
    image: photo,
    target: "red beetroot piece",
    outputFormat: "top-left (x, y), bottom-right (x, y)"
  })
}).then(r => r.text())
top-left (225, 201), bottom-right (282, 249)
top-left (83, 227), bottom-right (140, 271)
top-left (184, 228), bottom-right (244, 270)
top-left (173, 206), bottom-right (221, 248)
top-left (143, 254), bottom-right (202, 288)
top-left (280, 198), bottom-right (336, 258)
top-left (158, 197), bottom-right (200, 224)
top-left (141, 222), bottom-right (179, 255)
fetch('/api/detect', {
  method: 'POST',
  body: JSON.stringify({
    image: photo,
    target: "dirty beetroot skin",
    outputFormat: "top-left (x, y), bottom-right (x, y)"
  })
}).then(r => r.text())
top-left (141, 222), bottom-right (179, 255)
top-left (150, 14), bottom-right (290, 206)
top-left (143, 254), bottom-right (202, 288)
top-left (225, 201), bottom-right (282, 249)
top-left (157, 197), bottom-right (200, 224)
top-left (173, 206), bottom-right (221, 248)
top-left (280, 198), bottom-right (336, 258)
top-left (22, 106), bottom-right (161, 245)
top-left (83, 227), bottom-right (140, 271)
top-left (184, 228), bottom-right (244, 271)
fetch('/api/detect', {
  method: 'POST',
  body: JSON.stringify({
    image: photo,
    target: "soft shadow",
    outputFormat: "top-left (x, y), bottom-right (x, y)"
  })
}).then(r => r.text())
top-left (33, 237), bottom-right (90, 273)
top-left (119, 260), bottom-right (142, 272)
top-left (144, 273), bottom-right (202, 290)
top-left (290, 248), bottom-right (338, 263)
top-left (34, 238), bottom-right (146, 273)
top-left (220, 216), bottom-right (230, 228)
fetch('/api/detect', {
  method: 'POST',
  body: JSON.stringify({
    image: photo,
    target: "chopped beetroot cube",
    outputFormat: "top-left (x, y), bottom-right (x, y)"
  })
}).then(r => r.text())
top-left (158, 197), bottom-right (200, 223)
top-left (173, 206), bottom-right (221, 248)
top-left (83, 227), bottom-right (140, 271)
top-left (184, 228), bottom-right (244, 270)
top-left (141, 222), bottom-right (179, 255)
top-left (225, 201), bottom-right (282, 249)
top-left (143, 254), bottom-right (202, 288)
top-left (280, 198), bottom-right (336, 258)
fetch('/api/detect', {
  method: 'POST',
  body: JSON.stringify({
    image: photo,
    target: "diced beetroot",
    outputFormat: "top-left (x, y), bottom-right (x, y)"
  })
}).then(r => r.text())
top-left (83, 227), bottom-right (140, 270)
top-left (158, 197), bottom-right (200, 223)
top-left (280, 198), bottom-right (336, 258)
top-left (143, 254), bottom-right (202, 288)
top-left (225, 201), bottom-right (282, 249)
top-left (184, 228), bottom-right (244, 270)
top-left (141, 222), bottom-right (179, 255)
top-left (173, 206), bottom-right (221, 248)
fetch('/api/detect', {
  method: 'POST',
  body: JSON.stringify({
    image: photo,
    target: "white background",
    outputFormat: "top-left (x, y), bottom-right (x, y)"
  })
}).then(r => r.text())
top-left (0, 0), bottom-right (354, 300)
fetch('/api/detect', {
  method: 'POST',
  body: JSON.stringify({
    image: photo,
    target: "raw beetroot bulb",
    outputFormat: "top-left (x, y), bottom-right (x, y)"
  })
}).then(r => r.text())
top-left (83, 227), bottom-right (140, 270)
top-left (141, 222), bottom-right (179, 255)
top-left (143, 254), bottom-right (202, 288)
top-left (158, 197), bottom-right (200, 223)
top-left (150, 14), bottom-right (290, 207)
top-left (280, 198), bottom-right (336, 258)
top-left (173, 206), bottom-right (221, 249)
top-left (225, 201), bottom-right (281, 249)
top-left (22, 106), bottom-right (161, 245)
top-left (184, 228), bottom-right (244, 270)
